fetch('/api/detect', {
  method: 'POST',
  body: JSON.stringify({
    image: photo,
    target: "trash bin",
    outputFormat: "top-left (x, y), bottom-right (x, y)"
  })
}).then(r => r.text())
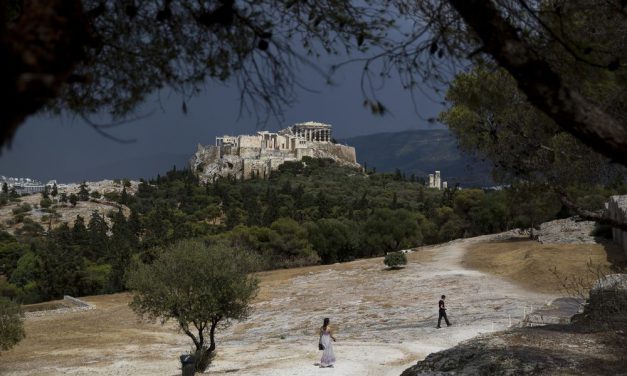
top-left (180, 354), bottom-right (196, 376)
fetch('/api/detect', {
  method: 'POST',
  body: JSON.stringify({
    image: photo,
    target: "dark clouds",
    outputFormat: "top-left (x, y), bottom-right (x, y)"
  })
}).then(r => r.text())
top-left (0, 62), bottom-right (444, 183)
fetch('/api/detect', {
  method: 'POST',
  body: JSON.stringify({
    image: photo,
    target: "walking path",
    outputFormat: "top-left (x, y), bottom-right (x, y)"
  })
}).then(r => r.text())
top-left (2, 234), bottom-right (555, 375)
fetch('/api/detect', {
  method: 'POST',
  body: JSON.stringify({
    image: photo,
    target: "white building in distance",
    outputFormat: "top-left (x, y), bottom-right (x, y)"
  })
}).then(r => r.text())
top-left (427, 170), bottom-right (448, 190)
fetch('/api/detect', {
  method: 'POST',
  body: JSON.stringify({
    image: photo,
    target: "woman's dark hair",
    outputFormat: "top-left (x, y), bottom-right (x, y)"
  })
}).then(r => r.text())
top-left (441, 295), bottom-right (446, 299)
top-left (323, 318), bottom-right (330, 326)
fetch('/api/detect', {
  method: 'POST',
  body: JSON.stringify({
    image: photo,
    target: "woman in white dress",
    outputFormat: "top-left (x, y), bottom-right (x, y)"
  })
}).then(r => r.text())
top-left (319, 318), bottom-right (337, 368)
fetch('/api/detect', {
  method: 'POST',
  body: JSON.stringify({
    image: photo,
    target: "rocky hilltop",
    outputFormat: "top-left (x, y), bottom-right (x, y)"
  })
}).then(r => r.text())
top-left (190, 121), bottom-right (360, 182)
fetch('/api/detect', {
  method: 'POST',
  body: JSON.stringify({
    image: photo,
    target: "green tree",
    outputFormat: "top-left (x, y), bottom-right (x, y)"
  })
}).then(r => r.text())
top-left (34, 234), bottom-right (85, 300)
top-left (51, 183), bottom-right (58, 198)
top-left (0, 231), bottom-right (26, 278)
top-left (0, 297), bottom-right (25, 352)
top-left (127, 240), bottom-right (259, 371)
top-left (119, 186), bottom-right (130, 205)
top-left (41, 186), bottom-right (49, 199)
top-left (39, 197), bottom-right (52, 209)
top-left (364, 209), bottom-right (421, 255)
top-left (78, 182), bottom-right (90, 201)
top-left (86, 211), bottom-right (109, 261)
top-left (108, 209), bottom-right (132, 291)
top-left (69, 193), bottom-right (78, 207)
top-left (269, 218), bottom-right (319, 267)
top-left (71, 215), bottom-right (88, 248)
top-left (306, 219), bottom-right (357, 264)
top-left (10, 250), bottom-right (38, 287)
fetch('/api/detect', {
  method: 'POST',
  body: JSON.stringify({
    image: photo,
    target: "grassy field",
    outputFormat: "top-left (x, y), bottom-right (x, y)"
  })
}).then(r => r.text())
top-left (463, 239), bottom-right (626, 294)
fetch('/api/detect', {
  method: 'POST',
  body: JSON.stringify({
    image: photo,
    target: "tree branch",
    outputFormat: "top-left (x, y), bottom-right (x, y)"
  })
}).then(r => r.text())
top-left (448, 0), bottom-right (627, 167)
top-left (0, 0), bottom-right (87, 147)
top-left (558, 191), bottom-right (627, 232)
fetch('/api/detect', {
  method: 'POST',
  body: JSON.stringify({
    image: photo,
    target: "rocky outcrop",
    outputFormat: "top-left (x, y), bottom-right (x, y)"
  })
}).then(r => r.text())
top-left (536, 217), bottom-right (597, 244)
top-left (572, 273), bottom-right (627, 328)
top-left (190, 141), bottom-right (360, 182)
top-left (401, 274), bottom-right (627, 376)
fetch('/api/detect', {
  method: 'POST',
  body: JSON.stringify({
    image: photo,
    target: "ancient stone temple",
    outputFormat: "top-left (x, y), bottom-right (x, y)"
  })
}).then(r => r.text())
top-left (190, 121), bottom-right (359, 181)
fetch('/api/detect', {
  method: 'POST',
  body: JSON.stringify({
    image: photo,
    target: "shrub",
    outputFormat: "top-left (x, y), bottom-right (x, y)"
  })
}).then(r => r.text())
top-left (40, 197), bottom-right (52, 209)
top-left (11, 203), bottom-right (31, 216)
top-left (384, 251), bottom-right (407, 269)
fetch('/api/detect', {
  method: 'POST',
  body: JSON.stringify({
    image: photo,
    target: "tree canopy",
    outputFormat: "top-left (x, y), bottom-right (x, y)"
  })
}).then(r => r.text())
top-left (1, 0), bottom-right (625, 165)
top-left (126, 239), bottom-right (259, 370)
top-left (0, 297), bottom-right (25, 352)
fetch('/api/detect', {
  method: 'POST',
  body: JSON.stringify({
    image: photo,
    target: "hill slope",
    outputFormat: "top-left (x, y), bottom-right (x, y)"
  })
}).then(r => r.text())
top-left (342, 129), bottom-right (493, 187)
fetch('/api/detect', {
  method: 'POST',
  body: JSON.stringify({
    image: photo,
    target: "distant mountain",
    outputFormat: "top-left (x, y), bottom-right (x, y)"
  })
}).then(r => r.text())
top-left (342, 129), bottom-right (493, 187)
top-left (57, 153), bottom-right (190, 183)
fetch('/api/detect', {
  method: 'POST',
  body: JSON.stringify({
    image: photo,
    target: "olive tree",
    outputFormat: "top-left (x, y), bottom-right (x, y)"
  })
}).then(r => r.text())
top-left (126, 239), bottom-right (259, 371)
top-left (0, 297), bottom-right (25, 352)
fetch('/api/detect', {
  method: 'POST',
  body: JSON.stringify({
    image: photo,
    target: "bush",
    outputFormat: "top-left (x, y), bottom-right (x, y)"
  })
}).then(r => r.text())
top-left (384, 251), bottom-right (407, 269)
top-left (11, 203), bottom-right (31, 216)
top-left (40, 197), bottom-right (52, 209)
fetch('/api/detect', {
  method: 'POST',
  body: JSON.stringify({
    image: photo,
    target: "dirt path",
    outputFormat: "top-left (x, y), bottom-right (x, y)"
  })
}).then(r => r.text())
top-left (2, 234), bottom-right (555, 375)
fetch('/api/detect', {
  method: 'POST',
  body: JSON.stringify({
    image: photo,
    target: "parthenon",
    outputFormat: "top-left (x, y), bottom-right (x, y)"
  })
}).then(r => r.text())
top-left (292, 122), bottom-right (332, 142)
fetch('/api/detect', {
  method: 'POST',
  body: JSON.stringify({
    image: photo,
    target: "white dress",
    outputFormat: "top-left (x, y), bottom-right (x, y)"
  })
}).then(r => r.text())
top-left (319, 328), bottom-right (336, 367)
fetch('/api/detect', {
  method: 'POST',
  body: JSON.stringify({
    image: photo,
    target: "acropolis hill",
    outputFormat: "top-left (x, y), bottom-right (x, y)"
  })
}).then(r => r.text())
top-left (190, 121), bottom-right (360, 181)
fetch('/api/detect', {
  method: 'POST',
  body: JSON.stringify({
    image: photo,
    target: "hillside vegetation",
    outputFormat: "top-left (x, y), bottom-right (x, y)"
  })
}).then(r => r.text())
top-left (0, 158), bottom-right (622, 304)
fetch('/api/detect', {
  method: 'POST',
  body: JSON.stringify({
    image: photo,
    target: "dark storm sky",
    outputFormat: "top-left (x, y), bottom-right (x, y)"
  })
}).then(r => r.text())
top-left (0, 61), bottom-right (444, 183)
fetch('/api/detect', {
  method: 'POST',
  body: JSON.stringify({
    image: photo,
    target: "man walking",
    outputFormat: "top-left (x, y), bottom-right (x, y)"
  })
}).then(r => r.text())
top-left (437, 295), bottom-right (451, 328)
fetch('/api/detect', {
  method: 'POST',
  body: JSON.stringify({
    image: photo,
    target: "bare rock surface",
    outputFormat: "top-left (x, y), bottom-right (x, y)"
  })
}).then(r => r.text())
top-left (2, 232), bottom-right (556, 376)
top-left (536, 217), bottom-right (598, 244)
top-left (401, 274), bottom-right (627, 376)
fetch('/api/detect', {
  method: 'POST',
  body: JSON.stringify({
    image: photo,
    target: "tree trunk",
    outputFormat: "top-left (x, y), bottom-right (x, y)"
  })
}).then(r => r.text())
top-left (559, 193), bottom-right (627, 232)
top-left (448, 0), bottom-right (627, 167)
top-left (208, 318), bottom-right (219, 353)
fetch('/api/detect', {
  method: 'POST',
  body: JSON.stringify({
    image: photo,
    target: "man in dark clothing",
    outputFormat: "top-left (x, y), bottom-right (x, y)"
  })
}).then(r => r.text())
top-left (437, 295), bottom-right (451, 328)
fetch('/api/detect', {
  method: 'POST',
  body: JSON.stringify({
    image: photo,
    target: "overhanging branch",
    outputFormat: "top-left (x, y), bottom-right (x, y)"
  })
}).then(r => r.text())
top-left (558, 192), bottom-right (627, 232)
top-left (448, 0), bottom-right (627, 167)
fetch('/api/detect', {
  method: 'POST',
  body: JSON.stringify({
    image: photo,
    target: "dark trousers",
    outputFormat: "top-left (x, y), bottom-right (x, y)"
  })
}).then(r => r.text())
top-left (438, 309), bottom-right (450, 327)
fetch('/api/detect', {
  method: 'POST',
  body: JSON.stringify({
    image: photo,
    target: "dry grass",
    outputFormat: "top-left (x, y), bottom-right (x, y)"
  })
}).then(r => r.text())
top-left (463, 240), bottom-right (626, 295)
top-left (2, 293), bottom-right (180, 371)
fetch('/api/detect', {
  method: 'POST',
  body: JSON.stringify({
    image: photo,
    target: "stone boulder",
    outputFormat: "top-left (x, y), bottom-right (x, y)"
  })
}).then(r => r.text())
top-left (536, 217), bottom-right (597, 244)
top-left (572, 273), bottom-right (627, 328)
top-left (399, 335), bottom-right (565, 376)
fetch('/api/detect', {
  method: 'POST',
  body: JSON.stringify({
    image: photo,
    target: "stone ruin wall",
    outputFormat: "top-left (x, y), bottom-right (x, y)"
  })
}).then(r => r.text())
top-left (190, 123), bottom-right (360, 182)
top-left (609, 195), bottom-right (627, 255)
top-left (312, 143), bottom-right (357, 164)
